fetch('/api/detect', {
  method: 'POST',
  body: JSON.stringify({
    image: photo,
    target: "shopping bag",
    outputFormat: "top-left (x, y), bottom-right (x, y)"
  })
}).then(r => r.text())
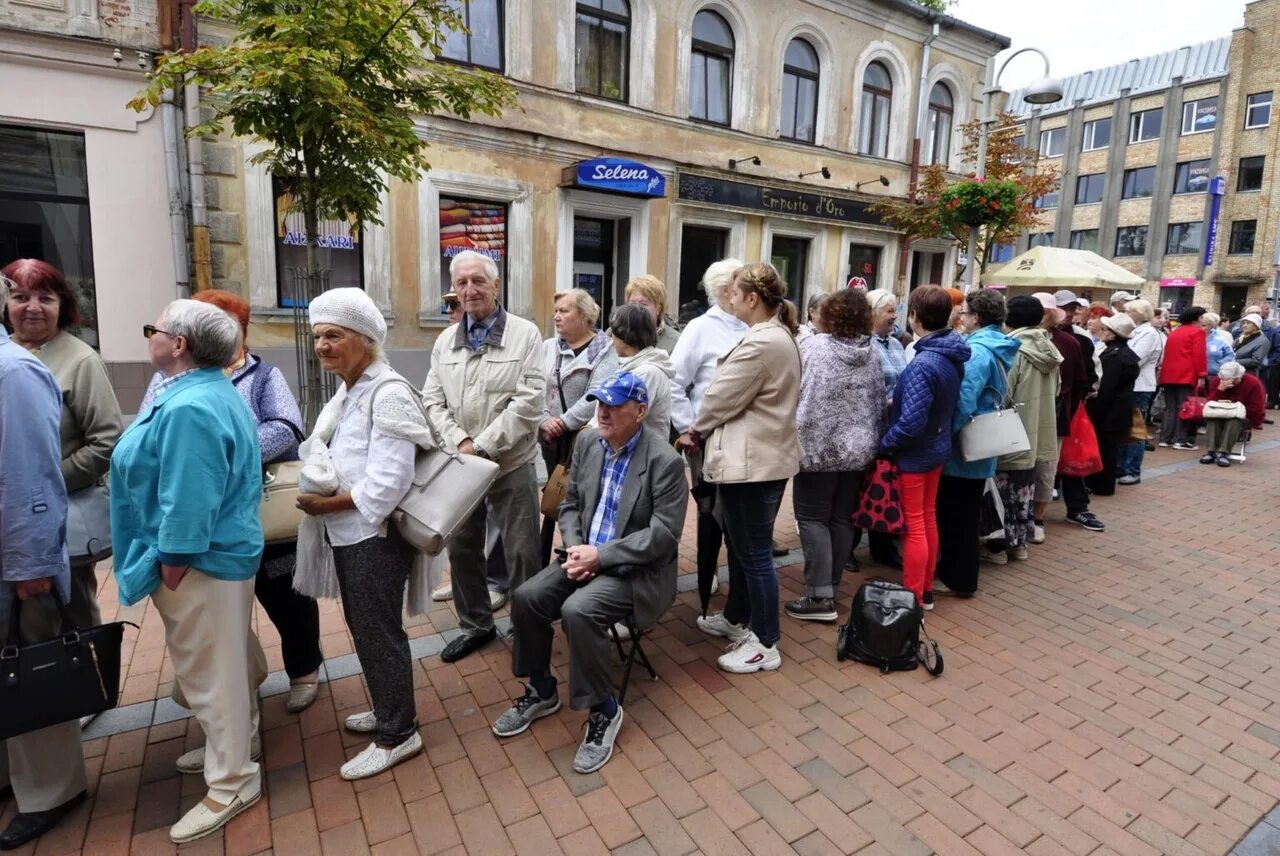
top-left (979, 477), bottom-right (1006, 542)
top-left (1127, 407), bottom-right (1148, 442)
top-left (852, 460), bottom-right (905, 535)
top-left (1058, 406), bottom-right (1103, 477)
top-left (1178, 394), bottom-right (1207, 422)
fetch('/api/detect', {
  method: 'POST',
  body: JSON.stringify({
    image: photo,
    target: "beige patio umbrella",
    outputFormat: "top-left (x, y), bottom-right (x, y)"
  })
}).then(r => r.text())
top-left (980, 246), bottom-right (1145, 290)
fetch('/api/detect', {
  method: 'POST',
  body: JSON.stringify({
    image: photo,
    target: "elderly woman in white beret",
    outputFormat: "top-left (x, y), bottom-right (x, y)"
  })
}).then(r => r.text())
top-left (294, 288), bottom-right (433, 781)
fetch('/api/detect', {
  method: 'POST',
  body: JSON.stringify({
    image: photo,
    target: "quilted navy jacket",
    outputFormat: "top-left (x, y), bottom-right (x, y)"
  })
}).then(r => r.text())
top-left (879, 330), bottom-right (971, 473)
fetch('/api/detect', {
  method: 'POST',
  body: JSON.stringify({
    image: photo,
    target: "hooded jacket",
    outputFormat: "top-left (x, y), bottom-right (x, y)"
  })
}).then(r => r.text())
top-left (618, 346), bottom-right (676, 438)
top-left (796, 333), bottom-right (885, 472)
top-left (879, 330), bottom-right (971, 473)
top-left (998, 326), bottom-right (1063, 471)
top-left (944, 325), bottom-right (1021, 480)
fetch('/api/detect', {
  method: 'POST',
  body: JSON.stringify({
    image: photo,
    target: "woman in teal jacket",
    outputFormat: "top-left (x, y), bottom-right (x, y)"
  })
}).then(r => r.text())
top-left (109, 299), bottom-right (264, 846)
top-left (934, 289), bottom-right (1020, 596)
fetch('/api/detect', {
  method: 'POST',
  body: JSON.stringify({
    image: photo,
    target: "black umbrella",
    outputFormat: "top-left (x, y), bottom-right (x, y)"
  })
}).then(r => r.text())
top-left (691, 478), bottom-right (720, 617)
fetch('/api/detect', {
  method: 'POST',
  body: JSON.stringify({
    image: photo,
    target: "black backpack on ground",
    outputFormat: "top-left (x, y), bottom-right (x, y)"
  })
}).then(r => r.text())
top-left (837, 579), bottom-right (943, 675)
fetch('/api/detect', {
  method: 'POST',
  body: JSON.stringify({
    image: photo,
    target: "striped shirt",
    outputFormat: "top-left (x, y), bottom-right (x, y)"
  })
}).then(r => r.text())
top-left (588, 429), bottom-right (643, 546)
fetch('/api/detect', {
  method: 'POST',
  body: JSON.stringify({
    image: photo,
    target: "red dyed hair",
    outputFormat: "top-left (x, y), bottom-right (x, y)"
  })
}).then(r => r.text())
top-left (1087, 302), bottom-right (1114, 320)
top-left (192, 289), bottom-right (251, 345)
top-left (943, 287), bottom-right (965, 308)
top-left (1, 259), bottom-right (80, 328)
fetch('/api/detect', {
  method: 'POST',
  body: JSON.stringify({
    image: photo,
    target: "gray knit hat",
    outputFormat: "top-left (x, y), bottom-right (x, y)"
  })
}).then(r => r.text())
top-left (308, 287), bottom-right (387, 345)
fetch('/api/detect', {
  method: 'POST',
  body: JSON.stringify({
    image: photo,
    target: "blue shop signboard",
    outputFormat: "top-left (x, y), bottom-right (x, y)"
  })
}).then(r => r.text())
top-left (566, 158), bottom-right (667, 198)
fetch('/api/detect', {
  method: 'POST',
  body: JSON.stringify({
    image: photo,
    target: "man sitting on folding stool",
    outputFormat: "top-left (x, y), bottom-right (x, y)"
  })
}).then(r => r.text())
top-left (491, 371), bottom-right (688, 773)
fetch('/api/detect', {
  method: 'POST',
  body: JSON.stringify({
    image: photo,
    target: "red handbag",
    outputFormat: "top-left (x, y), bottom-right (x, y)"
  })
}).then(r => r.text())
top-left (1178, 395), bottom-right (1207, 422)
top-left (1058, 406), bottom-right (1103, 477)
top-left (852, 460), bottom-right (906, 534)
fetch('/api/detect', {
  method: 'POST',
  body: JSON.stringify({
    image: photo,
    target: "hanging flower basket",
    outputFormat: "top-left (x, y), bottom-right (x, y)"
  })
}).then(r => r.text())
top-left (937, 178), bottom-right (1022, 230)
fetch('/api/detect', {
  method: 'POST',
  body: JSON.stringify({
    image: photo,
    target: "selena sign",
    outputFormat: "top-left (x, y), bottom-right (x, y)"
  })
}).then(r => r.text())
top-left (569, 158), bottom-right (667, 198)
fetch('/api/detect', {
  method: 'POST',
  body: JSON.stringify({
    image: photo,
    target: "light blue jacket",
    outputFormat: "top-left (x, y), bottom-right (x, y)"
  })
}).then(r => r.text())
top-left (1207, 333), bottom-right (1235, 376)
top-left (109, 367), bottom-right (263, 605)
top-left (944, 325), bottom-right (1021, 480)
top-left (0, 328), bottom-right (69, 626)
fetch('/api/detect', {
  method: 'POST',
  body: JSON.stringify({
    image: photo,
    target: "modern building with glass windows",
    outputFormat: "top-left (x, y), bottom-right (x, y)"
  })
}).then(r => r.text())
top-left (191, 0), bottom-right (1007, 388)
top-left (1006, 1), bottom-right (1280, 321)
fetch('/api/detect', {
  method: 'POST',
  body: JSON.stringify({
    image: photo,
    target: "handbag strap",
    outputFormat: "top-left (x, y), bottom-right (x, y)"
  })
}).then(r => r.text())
top-left (262, 416), bottom-right (305, 444)
top-left (555, 348), bottom-right (569, 416)
top-left (5, 587), bottom-right (78, 651)
top-left (367, 376), bottom-right (460, 464)
top-left (977, 351), bottom-right (1017, 411)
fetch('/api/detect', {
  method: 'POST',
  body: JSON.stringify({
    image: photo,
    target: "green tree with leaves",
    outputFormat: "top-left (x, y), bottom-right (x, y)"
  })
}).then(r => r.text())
top-left (870, 113), bottom-right (1060, 273)
top-left (131, 0), bottom-right (516, 283)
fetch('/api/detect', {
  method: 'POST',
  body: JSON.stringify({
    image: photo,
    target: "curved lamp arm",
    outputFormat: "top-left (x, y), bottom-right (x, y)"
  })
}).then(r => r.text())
top-left (993, 46), bottom-right (1053, 89)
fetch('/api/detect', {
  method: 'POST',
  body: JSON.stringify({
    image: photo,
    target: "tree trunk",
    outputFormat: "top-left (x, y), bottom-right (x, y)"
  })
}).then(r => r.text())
top-left (291, 157), bottom-right (333, 430)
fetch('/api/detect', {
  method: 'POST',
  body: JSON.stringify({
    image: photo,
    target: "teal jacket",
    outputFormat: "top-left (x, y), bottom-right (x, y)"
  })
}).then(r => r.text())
top-left (944, 325), bottom-right (1021, 480)
top-left (109, 368), bottom-right (263, 605)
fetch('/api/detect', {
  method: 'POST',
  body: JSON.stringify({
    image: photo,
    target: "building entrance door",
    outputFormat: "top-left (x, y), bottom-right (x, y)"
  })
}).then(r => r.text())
top-left (678, 225), bottom-right (727, 323)
top-left (1220, 285), bottom-right (1248, 322)
top-left (572, 216), bottom-right (631, 320)
top-left (770, 236), bottom-right (810, 304)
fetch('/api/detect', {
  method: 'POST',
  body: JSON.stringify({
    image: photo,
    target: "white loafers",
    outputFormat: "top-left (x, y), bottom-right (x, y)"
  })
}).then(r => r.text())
top-left (339, 731), bottom-right (423, 781)
top-left (285, 682), bottom-right (319, 714)
top-left (170, 789), bottom-right (261, 844)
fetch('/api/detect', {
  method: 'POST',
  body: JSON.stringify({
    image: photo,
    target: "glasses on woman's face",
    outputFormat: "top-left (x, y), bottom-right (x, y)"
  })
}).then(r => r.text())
top-left (142, 324), bottom-right (174, 339)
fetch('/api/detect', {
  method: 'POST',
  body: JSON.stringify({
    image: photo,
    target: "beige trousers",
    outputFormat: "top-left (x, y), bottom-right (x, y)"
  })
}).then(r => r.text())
top-left (151, 571), bottom-right (260, 805)
top-left (0, 587), bottom-right (91, 813)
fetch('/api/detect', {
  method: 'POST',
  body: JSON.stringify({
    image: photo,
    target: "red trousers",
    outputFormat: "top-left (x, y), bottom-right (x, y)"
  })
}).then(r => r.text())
top-left (900, 467), bottom-right (942, 604)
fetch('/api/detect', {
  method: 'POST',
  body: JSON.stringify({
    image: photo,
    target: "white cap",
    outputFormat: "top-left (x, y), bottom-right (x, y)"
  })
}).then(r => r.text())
top-left (308, 287), bottom-right (387, 345)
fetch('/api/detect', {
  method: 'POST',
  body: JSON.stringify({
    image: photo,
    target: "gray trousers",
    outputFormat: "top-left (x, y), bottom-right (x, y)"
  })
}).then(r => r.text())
top-left (511, 563), bottom-right (633, 710)
top-left (333, 530), bottom-right (417, 747)
top-left (1205, 417), bottom-right (1248, 453)
top-left (0, 576), bottom-right (93, 813)
top-left (448, 463), bottom-right (540, 637)
top-left (793, 471), bottom-right (863, 599)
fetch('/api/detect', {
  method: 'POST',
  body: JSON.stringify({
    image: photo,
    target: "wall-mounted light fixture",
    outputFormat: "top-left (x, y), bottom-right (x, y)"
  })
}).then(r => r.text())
top-left (728, 155), bottom-right (761, 169)
top-left (855, 175), bottom-right (891, 190)
top-left (798, 167), bottom-right (831, 180)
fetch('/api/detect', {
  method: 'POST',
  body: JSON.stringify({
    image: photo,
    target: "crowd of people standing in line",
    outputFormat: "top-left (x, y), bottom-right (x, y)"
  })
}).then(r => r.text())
top-left (0, 248), bottom-right (1265, 848)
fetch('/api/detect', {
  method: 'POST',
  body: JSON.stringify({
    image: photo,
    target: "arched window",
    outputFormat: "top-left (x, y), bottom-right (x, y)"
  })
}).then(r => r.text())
top-left (576, 0), bottom-right (630, 102)
top-left (440, 0), bottom-right (503, 71)
top-left (780, 38), bottom-right (819, 143)
top-left (925, 82), bottom-right (953, 165)
top-left (689, 10), bottom-right (734, 125)
top-left (858, 61), bottom-right (893, 158)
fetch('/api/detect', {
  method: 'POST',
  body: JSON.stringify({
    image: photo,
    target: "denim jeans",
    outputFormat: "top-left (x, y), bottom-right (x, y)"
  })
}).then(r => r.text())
top-left (1117, 390), bottom-right (1155, 477)
top-left (719, 480), bottom-right (786, 648)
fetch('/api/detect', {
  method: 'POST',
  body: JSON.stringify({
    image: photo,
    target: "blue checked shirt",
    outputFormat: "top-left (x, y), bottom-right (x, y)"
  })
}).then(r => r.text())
top-left (587, 429), bottom-right (643, 546)
top-left (466, 310), bottom-right (499, 351)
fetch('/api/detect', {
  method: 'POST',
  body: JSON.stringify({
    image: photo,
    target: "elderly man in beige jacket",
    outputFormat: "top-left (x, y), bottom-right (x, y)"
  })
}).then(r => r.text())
top-left (424, 250), bottom-right (546, 662)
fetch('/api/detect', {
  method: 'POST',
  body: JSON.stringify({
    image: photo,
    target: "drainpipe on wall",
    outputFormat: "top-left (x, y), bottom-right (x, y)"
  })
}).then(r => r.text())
top-left (179, 0), bottom-right (211, 291)
top-left (160, 88), bottom-right (191, 298)
top-left (899, 22), bottom-right (940, 294)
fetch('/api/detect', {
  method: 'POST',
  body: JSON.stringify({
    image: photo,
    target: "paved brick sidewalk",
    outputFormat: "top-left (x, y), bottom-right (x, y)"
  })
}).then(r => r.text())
top-left (4, 443), bottom-right (1279, 855)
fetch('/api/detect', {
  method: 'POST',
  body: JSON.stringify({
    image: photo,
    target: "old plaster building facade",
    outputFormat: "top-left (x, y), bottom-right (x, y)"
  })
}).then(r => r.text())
top-left (198, 0), bottom-right (1008, 382)
top-left (1005, 0), bottom-right (1280, 320)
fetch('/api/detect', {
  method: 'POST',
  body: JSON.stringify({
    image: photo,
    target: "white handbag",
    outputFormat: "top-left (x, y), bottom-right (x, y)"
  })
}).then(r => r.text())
top-left (66, 480), bottom-right (112, 562)
top-left (1202, 400), bottom-right (1247, 421)
top-left (370, 379), bottom-right (500, 555)
top-left (958, 359), bottom-right (1032, 463)
top-left (258, 418), bottom-right (306, 544)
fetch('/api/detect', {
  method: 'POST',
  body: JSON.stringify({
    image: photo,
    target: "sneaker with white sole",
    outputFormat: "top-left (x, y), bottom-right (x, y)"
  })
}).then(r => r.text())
top-left (573, 707), bottom-right (623, 773)
top-left (489, 588), bottom-right (508, 610)
top-left (980, 548), bottom-right (1008, 566)
top-left (783, 597), bottom-right (837, 622)
top-left (717, 635), bottom-right (782, 674)
top-left (431, 582), bottom-right (453, 602)
top-left (340, 731), bottom-right (423, 781)
top-left (176, 742), bottom-right (263, 776)
top-left (1173, 441), bottom-right (1197, 451)
top-left (696, 612), bottom-right (751, 642)
top-left (1031, 522), bottom-right (1045, 544)
top-left (922, 591), bottom-right (934, 611)
top-left (344, 711), bottom-right (378, 733)
top-left (1066, 511), bottom-right (1105, 532)
top-left (1117, 474), bottom-right (1141, 485)
top-left (169, 789), bottom-right (261, 844)
top-left (492, 685), bottom-right (562, 738)
top-left (1008, 545), bottom-right (1029, 561)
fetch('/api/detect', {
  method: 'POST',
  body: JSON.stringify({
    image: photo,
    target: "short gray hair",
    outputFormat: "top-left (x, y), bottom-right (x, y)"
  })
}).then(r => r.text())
top-left (1126, 298), bottom-right (1153, 324)
top-left (864, 288), bottom-right (898, 313)
top-left (702, 258), bottom-right (744, 309)
top-left (806, 292), bottom-right (828, 317)
top-left (1220, 361), bottom-right (1246, 381)
top-left (449, 250), bottom-right (500, 283)
top-left (164, 298), bottom-right (242, 368)
top-left (554, 288), bottom-right (601, 327)
top-left (1201, 311), bottom-right (1220, 327)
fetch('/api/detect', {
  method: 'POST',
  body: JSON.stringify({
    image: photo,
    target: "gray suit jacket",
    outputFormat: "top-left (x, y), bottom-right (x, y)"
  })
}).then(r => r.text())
top-left (559, 426), bottom-right (689, 629)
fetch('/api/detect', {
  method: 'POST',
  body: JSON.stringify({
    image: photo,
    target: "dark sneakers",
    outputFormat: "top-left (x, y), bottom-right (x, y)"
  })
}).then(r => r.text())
top-left (922, 591), bottom-right (934, 611)
top-left (784, 597), bottom-right (837, 622)
top-left (1066, 511), bottom-right (1105, 532)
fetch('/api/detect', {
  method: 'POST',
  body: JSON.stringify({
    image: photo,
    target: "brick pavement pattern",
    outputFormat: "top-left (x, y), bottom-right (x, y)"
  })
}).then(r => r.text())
top-left (3, 444), bottom-right (1278, 854)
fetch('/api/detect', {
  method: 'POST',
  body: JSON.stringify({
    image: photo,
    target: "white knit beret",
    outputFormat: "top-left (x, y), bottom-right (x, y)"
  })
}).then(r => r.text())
top-left (308, 287), bottom-right (387, 345)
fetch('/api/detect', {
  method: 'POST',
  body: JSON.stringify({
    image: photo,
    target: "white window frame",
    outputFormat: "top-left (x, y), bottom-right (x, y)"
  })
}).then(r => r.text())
top-left (1081, 117), bottom-right (1111, 152)
top-left (243, 144), bottom-right (392, 316)
top-left (1129, 108), bottom-right (1162, 143)
top-left (1038, 127), bottom-right (1066, 158)
top-left (665, 204), bottom-right (748, 314)
top-left (554, 0), bottom-right (655, 110)
top-left (1246, 92), bottom-right (1273, 129)
top-left (836, 227), bottom-right (899, 292)
top-left (418, 170), bottom-right (533, 324)
top-left (1180, 97), bottom-right (1217, 135)
top-left (554, 188), bottom-right (653, 311)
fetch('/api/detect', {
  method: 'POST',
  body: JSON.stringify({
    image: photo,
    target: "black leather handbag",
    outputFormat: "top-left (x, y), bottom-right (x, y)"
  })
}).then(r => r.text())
top-left (837, 580), bottom-right (943, 676)
top-left (0, 592), bottom-right (135, 740)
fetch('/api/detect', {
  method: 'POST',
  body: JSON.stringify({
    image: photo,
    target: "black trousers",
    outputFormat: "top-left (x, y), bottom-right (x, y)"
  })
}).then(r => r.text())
top-left (254, 548), bottom-right (323, 680)
top-left (1084, 433), bottom-right (1122, 497)
top-left (935, 475), bottom-right (984, 595)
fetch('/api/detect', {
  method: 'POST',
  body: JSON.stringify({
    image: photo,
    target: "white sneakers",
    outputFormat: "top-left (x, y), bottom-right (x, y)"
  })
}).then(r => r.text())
top-left (696, 612), bottom-right (751, 643)
top-left (717, 635), bottom-right (782, 674)
top-left (340, 731), bottom-right (423, 781)
top-left (170, 789), bottom-right (261, 844)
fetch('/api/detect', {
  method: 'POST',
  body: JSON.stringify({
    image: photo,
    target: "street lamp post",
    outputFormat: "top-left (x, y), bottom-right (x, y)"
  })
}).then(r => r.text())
top-left (966, 47), bottom-right (1064, 292)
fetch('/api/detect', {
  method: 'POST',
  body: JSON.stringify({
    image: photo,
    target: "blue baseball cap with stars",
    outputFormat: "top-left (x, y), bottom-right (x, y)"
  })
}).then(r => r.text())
top-left (587, 371), bottom-right (649, 406)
